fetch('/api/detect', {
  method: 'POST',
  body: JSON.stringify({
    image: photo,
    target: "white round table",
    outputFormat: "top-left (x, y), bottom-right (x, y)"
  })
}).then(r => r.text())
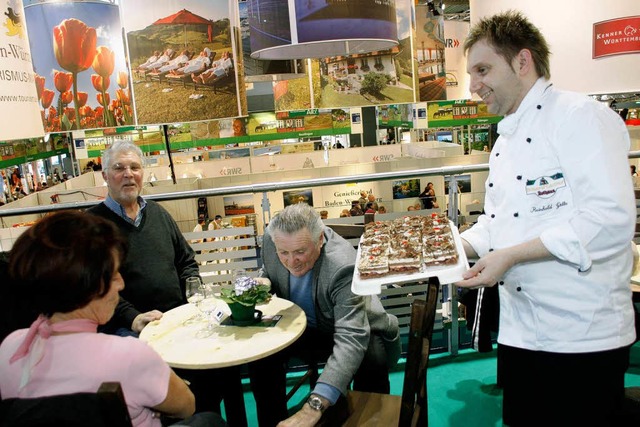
top-left (140, 295), bottom-right (307, 370)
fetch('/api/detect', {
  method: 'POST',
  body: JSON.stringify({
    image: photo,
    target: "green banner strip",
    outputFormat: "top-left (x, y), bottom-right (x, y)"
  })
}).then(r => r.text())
top-left (0, 147), bottom-right (69, 169)
top-left (428, 116), bottom-right (502, 128)
top-left (378, 120), bottom-right (414, 128)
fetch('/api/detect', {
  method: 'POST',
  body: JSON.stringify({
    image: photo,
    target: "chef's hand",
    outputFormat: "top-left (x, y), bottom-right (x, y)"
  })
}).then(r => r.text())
top-left (455, 248), bottom-right (514, 289)
top-left (132, 310), bottom-right (163, 333)
top-left (456, 238), bottom-right (551, 289)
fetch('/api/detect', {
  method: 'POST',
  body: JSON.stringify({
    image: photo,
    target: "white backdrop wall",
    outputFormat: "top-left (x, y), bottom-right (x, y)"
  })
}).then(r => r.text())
top-left (444, 20), bottom-right (472, 100)
top-left (470, 0), bottom-right (640, 95)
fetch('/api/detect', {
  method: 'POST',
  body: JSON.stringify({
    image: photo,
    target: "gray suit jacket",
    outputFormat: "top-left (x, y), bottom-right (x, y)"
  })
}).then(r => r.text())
top-left (261, 226), bottom-right (400, 395)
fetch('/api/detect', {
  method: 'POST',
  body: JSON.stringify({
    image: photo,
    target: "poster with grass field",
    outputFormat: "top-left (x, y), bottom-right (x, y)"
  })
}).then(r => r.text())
top-left (121, 0), bottom-right (244, 125)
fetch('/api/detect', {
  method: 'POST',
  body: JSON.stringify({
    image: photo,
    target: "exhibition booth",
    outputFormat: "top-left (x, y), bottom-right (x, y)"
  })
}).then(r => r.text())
top-left (0, 0), bottom-right (638, 361)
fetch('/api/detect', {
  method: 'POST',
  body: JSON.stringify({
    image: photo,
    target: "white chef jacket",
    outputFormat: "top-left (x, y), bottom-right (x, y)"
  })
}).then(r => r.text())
top-left (461, 78), bottom-right (636, 353)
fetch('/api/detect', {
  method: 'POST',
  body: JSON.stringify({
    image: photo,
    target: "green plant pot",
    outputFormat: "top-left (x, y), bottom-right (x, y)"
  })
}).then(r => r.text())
top-left (228, 302), bottom-right (262, 326)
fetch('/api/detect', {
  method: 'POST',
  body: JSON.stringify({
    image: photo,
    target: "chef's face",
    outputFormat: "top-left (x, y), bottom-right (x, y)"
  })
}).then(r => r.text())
top-left (272, 228), bottom-right (323, 277)
top-left (467, 39), bottom-right (527, 116)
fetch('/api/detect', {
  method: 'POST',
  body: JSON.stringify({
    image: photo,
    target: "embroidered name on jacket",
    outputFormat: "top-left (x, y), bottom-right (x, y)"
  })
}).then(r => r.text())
top-left (525, 173), bottom-right (566, 199)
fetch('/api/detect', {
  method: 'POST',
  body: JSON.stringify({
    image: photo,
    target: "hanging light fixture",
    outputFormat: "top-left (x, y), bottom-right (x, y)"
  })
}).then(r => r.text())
top-left (248, 0), bottom-right (399, 60)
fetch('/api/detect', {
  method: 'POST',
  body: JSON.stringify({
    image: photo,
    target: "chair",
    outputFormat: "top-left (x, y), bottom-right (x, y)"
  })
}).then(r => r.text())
top-left (0, 382), bottom-right (132, 427)
top-left (286, 361), bottom-right (319, 402)
top-left (166, 52), bottom-right (217, 88)
top-left (193, 55), bottom-right (235, 94)
top-left (342, 278), bottom-right (439, 427)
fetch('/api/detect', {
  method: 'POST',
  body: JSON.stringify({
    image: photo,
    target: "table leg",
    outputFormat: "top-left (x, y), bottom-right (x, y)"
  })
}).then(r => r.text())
top-left (220, 366), bottom-right (247, 427)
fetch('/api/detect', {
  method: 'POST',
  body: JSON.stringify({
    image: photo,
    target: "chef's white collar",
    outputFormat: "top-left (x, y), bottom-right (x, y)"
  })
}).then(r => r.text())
top-left (498, 78), bottom-right (552, 137)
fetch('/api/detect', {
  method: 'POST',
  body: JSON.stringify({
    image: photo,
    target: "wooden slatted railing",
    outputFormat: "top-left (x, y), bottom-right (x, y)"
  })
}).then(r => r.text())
top-left (182, 226), bottom-right (260, 291)
top-left (183, 220), bottom-right (445, 337)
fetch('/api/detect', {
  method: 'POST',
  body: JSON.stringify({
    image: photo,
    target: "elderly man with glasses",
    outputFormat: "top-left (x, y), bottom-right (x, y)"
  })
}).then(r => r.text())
top-left (88, 140), bottom-right (200, 337)
top-left (87, 141), bottom-right (227, 417)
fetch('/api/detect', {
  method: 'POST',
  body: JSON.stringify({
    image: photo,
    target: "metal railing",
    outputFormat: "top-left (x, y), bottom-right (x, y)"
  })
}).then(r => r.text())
top-left (0, 162), bottom-right (491, 218)
top-left (3, 150), bottom-right (639, 354)
top-left (4, 149), bottom-right (640, 218)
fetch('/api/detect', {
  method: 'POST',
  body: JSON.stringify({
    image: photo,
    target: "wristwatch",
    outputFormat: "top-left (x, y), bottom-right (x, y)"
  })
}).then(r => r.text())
top-left (307, 394), bottom-right (326, 412)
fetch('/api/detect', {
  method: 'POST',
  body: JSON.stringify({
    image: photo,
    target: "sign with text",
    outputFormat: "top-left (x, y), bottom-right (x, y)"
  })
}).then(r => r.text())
top-left (0, 0), bottom-right (44, 140)
top-left (427, 100), bottom-right (502, 128)
top-left (593, 16), bottom-right (640, 59)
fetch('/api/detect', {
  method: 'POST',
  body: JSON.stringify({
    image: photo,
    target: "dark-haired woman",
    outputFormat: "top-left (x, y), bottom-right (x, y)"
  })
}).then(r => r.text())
top-left (419, 182), bottom-right (436, 209)
top-left (0, 211), bottom-right (225, 427)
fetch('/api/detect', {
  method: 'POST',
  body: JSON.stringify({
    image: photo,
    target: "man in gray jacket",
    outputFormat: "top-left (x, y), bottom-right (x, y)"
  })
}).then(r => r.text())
top-left (249, 203), bottom-right (400, 427)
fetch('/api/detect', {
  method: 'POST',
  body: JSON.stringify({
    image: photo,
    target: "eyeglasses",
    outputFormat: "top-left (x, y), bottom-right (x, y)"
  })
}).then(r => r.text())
top-left (111, 163), bottom-right (142, 174)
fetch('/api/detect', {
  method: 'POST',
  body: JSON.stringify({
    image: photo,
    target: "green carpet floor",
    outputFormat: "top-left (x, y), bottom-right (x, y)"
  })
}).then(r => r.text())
top-left (230, 341), bottom-right (640, 426)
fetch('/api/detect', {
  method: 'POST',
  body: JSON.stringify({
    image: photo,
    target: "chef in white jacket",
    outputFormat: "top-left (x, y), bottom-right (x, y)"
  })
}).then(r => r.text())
top-left (457, 11), bottom-right (635, 427)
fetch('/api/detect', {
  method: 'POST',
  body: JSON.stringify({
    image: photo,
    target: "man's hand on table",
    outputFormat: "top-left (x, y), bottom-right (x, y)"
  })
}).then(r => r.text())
top-left (132, 310), bottom-right (163, 333)
top-left (276, 403), bottom-right (323, 427)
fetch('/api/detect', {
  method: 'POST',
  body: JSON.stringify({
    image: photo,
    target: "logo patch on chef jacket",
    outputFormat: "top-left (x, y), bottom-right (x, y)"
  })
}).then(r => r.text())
top-left (525, 173), bottom-right (565, 199)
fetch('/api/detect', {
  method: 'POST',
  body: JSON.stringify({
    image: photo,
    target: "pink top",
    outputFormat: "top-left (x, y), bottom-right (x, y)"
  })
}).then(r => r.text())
top-left (0, 328), bottom-right (170, 427)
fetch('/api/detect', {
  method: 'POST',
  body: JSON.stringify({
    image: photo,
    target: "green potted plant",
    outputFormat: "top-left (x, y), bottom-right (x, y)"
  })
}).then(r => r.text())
top-left (220, 273), bottom-right (271, 325)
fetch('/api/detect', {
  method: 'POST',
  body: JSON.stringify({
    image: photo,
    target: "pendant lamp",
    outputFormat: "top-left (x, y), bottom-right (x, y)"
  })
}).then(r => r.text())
top-left (248, 0), bottom-right (399, 60)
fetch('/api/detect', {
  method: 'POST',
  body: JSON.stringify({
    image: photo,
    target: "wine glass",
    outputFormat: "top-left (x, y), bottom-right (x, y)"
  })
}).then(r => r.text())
top-left (195, 285), bottom-right (220, 338)
top-left (184, 276), bottom-right (205, 324)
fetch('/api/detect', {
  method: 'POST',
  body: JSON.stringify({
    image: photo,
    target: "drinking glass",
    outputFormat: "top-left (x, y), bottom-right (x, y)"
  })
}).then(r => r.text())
top-left (194, 283), bottom-right (221, 338)
top-left (184, 276), bottom-right (206, 325)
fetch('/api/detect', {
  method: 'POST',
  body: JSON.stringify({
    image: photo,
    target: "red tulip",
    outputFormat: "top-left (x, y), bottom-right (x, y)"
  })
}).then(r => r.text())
top-left (95, 106), bottom-right (103, 116)
top-left (92, 46), bottom-right (115, 78)
top-left (53, 19), bottom-right (97, 74)
top-left (76, 91), bottom-right (88, 107)
top-left (53, 70), bottom-right (73, 93)
top-left (91, 74), bottom-right (110, 92)
top-left (116, 88), bottom-right (130, 105)
top-left (64, 107), bottom-right (76, 122)
top-left (97, 92), bottom-right (110, 106)
top-left (35, 74), bottom-right (45, 100)
top-left (79, 105), bottom-right (93, 117)
top-left (60, 90), bottom-right (73, 105)
top-left (40, 89), bottom-right (55, 109)
top-left (48, 106), bottom-right (58, 118)
top-left (116, 71), bottom-right (128, 89)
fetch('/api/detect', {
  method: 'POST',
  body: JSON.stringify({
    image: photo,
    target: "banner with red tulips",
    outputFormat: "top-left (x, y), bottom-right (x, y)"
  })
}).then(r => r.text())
top-left (0, 0), bottom-right (44, 140)
top-left (24, 0), bottom-right (133, 132)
